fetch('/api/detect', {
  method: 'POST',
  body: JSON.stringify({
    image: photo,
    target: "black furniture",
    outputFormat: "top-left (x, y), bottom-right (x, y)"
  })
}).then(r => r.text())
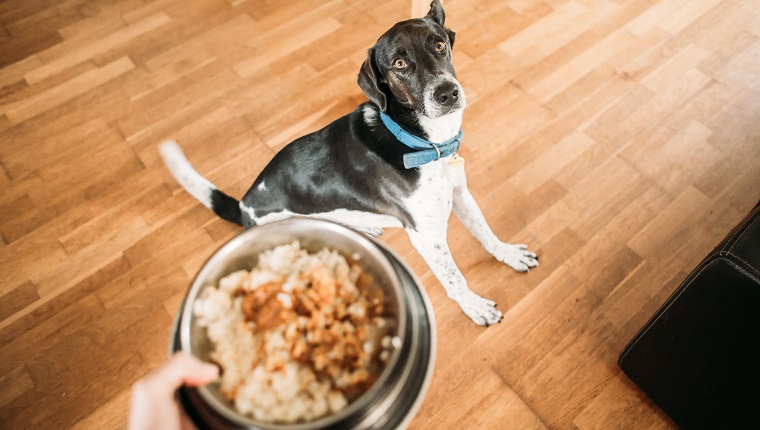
top-left (619, 200), bottom-right (760, 429)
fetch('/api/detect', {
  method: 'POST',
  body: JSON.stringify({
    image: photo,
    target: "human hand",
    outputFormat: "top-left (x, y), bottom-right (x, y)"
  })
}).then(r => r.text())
top-left (129, 352), bottom-right (219, 430)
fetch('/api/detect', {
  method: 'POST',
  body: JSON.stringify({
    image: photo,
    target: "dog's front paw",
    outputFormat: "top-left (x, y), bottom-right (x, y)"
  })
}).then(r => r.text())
top-left (456, 291), bottom-right (503, 326)
top-left (493, 243), bottom-right (539, 272)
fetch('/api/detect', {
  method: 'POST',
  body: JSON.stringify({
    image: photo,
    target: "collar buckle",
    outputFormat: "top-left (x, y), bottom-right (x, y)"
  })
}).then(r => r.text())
top-left (431, 143), bottom-right (442, 160)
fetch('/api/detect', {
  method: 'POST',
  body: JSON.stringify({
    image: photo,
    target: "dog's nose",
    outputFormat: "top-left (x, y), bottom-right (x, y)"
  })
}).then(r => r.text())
top-left (434, 82), bottom-right (459, 107)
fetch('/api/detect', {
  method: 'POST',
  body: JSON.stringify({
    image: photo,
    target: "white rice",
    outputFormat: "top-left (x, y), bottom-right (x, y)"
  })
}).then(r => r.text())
top-left (193, 241), bottom-right (392, 424)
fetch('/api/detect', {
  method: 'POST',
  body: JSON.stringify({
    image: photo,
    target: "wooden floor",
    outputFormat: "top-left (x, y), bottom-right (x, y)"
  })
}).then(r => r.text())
top-left (2, 0), bottom-right (759, 428)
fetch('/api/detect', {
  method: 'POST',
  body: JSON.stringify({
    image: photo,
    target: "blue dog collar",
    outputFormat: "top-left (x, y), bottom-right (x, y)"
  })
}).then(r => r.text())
top-left (379, 111), bottom-right (464, 169)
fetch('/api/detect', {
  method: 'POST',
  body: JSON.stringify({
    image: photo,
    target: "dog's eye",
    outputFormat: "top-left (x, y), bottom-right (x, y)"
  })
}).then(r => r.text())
top-left (393, 59), bottom-right (407, 70)
top-left (436, 41), bottom-right (447, 52)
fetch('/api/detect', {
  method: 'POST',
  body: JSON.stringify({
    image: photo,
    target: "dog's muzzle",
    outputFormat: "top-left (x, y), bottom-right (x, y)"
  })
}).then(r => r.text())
top-left (434, 81), bottom-right (460, 108)
top-left (426, 78), bottom-right (465, 118)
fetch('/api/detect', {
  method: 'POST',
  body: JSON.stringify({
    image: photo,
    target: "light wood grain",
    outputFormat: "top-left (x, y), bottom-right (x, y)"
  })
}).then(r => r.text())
top-left (2, 0), bottom-right (759, 429)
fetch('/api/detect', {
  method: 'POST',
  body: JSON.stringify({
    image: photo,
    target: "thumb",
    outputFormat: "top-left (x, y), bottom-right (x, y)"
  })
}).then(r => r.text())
top-left (143, 353), bottom-right (219, 395)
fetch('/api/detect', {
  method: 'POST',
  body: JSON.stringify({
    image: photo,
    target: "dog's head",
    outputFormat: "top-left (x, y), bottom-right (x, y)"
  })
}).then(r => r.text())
top-left (358, 0), bottom-right (463, 119)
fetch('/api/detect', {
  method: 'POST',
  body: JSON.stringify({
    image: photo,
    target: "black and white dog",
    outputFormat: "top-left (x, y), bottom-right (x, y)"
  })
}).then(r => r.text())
top-left (160, 0), bottom-right (538, 326)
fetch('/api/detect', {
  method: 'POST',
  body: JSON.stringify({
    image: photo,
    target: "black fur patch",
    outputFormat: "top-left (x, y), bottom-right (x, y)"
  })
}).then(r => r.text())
top-left (240, 103), bottom-right (420, 229)
top-left (211, 189), bottom-right (243, 226)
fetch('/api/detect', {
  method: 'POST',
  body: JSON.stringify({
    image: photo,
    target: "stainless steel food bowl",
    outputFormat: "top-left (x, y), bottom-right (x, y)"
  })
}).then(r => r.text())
top-left (170, 218), bottom-right (436, 430)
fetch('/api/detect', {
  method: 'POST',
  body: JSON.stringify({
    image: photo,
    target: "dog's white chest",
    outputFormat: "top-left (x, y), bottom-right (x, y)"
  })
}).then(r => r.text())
top-left (404, 159), bottom-right (463, 227)
top-left (418, 110), bottom-right (463, 144)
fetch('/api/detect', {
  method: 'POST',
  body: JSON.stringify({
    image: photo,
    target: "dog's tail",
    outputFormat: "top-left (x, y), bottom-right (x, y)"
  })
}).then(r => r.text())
top-left (158, 140), bottom-right (244, 226)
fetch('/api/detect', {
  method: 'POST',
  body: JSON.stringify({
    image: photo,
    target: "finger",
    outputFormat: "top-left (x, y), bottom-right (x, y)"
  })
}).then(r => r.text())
top-left (142, 353), bottom-right (219, 394)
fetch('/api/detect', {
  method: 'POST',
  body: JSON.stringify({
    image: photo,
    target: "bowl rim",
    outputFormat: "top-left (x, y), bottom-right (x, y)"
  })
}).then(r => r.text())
top-left (179, 218), bottom-right (408, 429)
top-left (367, 239), bottom-right (437, 430)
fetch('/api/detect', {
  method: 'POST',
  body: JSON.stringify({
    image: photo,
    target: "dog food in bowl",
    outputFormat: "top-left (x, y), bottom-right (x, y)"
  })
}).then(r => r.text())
top-left (192, 241), bottom-right (394, 424)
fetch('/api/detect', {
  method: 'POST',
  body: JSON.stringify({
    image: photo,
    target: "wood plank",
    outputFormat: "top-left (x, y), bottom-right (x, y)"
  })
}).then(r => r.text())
top-left (0, 55), bottom-right (41, 89)
top-left (2, 56), bottom-right (135, 124)
top-left (574, 373), bottom-right (675, 429)
top-left (2, 0), bottom-right (760, 428)
top-left (0, 281), bottom-right (39, 321)
top-left (0, 365), bottom-right (34, 409)
top-left (23, 12), bottom-right (170, 84)
top-left (69, 389), bottom-right (131, 430)
top-left (233, 17), bottom-right (343, 78)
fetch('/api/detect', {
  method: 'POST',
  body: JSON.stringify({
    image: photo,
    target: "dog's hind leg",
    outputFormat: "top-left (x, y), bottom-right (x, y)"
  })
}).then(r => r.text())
top-left (405, 227), bottom-right (503, 326)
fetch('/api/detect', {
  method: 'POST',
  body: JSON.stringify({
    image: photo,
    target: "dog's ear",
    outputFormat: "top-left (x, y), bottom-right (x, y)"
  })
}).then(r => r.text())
top-left (446, 28), bottom-right (456, 48)
top-left (426, 0), bottom-right (446, 26)
top-left (357, 48), bottom-right (388, 112)
top-left (427, 0), bottom-right (455, 48)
